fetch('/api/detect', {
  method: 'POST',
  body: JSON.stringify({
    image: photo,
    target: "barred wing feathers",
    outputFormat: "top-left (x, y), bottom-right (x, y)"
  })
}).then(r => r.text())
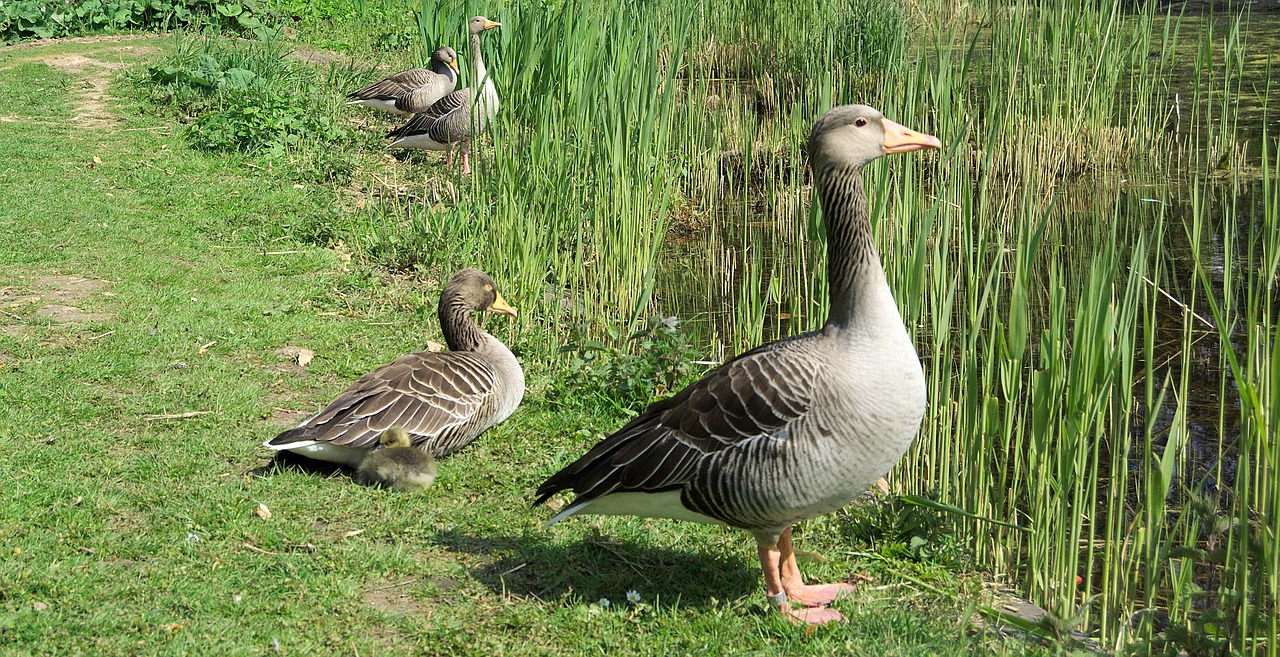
top-left (268, 350), bottom-right (497, 459)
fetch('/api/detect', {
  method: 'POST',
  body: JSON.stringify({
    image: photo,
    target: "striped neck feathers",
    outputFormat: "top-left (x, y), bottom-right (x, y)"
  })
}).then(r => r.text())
top-left (814, 164), bottom-right (886, 328)
top-left (438, 296), bottom-right (487, 352)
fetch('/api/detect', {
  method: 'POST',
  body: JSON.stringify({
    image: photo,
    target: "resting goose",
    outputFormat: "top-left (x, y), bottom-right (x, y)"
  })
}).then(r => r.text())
top-left (387, 16), bottom-right (501, 175)
top-left (346, 47), bottom-right (460, 116)
top-left (534, 105), bottom-right (940, 625)
top-left (355, 427), bottom-right (438, 492)
top-left (264, 268), bottom-right (524, 467)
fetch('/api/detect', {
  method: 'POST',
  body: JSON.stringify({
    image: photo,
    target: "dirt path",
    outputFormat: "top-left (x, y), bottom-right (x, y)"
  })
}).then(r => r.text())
top-left (0, 35), bottom-right (166, 129)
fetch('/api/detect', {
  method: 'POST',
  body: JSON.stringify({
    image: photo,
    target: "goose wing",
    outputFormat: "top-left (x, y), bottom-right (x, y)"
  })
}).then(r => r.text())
top-left (394, 73), bottom-right (457, 114)
top-left (267, 350), bottom-right (497, 457)
top-left (387, 88), bottom-right (471, 143)
top-left (534, 338), bottom-right (823, 511)
top-left (348, 68), bottom-right (435, 101)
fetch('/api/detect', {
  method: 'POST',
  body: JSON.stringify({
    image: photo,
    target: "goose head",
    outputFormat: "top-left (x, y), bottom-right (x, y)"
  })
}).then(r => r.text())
top-left (808, 105), bottom-right (940, 171)
top-left (442, 268), bottom-right (517, 318)
top-left (431, 46), bottom-right (460, 74)
top-left (379, 427), bottom-right (413, 448)
top-left (469, 16), bottom-right (502, 34)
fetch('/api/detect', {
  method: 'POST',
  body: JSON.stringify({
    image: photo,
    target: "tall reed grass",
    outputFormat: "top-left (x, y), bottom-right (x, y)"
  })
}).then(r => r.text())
top-left (358, 0), bottom-right (1276, 648)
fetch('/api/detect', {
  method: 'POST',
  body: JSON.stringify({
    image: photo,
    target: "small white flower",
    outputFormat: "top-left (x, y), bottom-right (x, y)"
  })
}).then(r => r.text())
top-left (596, 598), bottom-right (611, 608)
top-left (185, 533), bottom-right (201, 544)
top-left (626, 590), bottom-right (641, 604)
top-left (232, 594), bottom-right (243, 604)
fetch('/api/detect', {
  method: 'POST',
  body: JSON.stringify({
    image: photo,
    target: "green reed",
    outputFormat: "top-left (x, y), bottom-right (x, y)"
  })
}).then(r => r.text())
top-left (381, 0), bottom-right (1278, 649)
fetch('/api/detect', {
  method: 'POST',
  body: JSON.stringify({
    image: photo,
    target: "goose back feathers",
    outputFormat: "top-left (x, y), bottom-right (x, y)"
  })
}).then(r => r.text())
top-left (265, 268), bottom-right (524, 467)
top-left (347, 47), bottom-right (460, 116)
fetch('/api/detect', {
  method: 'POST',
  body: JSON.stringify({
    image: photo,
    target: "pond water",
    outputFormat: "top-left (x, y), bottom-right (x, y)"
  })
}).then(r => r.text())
top-left (653, 8), bottom-right (1279, 503)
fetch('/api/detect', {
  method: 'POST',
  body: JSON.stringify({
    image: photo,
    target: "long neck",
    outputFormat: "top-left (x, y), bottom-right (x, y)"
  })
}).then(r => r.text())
top-left (469, 32), bottom-right (498, 114)
top-left (470, 32), bottom-right (489, 90)
top-left (814, 164), bottom-right (883, 328)
top-left (438, 297), bottom-right (486, 352)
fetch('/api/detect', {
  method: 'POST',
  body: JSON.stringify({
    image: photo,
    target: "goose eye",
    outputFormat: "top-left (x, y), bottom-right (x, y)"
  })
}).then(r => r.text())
top-left (854, 117), bottom-right (868, 127)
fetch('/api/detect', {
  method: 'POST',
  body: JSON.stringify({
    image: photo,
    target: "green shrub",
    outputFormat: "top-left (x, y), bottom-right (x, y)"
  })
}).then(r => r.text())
top-left (186, 89), bottom-right (345, 154)
top-left (0, 0), bottom-right (275, 44)
top-left (136, 35), bottom-right (348, 156)
top-left (557, 316), bottom-right (707, 415)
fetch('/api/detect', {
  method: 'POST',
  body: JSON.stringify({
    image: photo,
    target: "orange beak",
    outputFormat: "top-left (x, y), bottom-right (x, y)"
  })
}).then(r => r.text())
top-left (449, 59), bottom-right (460, 73)
top-left (489, 292), bottom-right (517, 318)
top-left (881, 118), bottom-right (941, 154)
top-left (484, 19), bottom-right (502, 30)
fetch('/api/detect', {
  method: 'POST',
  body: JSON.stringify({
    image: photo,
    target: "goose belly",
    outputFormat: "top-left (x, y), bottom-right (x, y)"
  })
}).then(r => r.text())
top-left (550, 490), bottom-right (727, 527)
top-left (389, 133), bottom-right (448, 151)
top-left (348, 98), bottom-right (408, 115)
top-left (701, 345), bottom-right (925, 527)
top-left (275, 441), bottom-right (370, 468)
top-left (815, 339), bottom-right (926, 497)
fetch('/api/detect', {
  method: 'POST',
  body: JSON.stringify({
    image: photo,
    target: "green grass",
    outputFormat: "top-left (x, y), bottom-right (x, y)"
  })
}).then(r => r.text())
top-left (0, 36), bottom-right (1060, 656)
top-left (3, 0), bottom-right (1277, 652)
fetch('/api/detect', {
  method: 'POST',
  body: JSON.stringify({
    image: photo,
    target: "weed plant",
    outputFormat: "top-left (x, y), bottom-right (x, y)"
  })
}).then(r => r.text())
top-left (0, 0), bottom-right (276, 43)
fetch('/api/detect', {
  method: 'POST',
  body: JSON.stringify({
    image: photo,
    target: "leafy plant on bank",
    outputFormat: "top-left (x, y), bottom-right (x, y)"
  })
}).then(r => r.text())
top-left (840, 493), bottom-right (959, 563)
top-left (186, 89), bottom-right (345, 155)
top-left (137, 34), bottom-right (348, 156)
top-left (557, 315), bottom-right (708, 415)
top-left (1127, 496), bottom-right (1278, 657)
top-left (0, 0), bottom-right (277, 44)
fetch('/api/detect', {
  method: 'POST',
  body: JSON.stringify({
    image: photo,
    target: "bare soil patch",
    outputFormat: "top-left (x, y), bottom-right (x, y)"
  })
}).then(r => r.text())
top-left (0, 34), bottom-right (171, 53)
top-left (362, 585), bottom-right (423, 616)
top-left (1, 275), bottom-right (115, 324)
top-left (0, 36), bottom-right (164, 129)
top-left (42, 54), bottom-right (128, 129)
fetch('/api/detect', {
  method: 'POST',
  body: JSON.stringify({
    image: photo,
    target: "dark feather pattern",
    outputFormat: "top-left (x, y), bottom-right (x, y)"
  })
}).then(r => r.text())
top-left (348, 68), bottom-right (438, 101)
top-left (534, 336), bottom-right (825, 528)
top-left (387, 88), bottom-right (470, 145)
top-left (268, 351), bottom-right (497, 458)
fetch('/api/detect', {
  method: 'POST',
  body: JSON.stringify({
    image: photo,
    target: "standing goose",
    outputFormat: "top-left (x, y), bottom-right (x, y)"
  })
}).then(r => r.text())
top-left (265, 269), bottom-right (525, 467)
top-left (387, 16), bottom-right (501, 175)
top-left (355, 427), bottom-right (438, 492)
top-left (534, 105), bottom-right (940, 625)
top-left (346, 47), bottom-right (460, 116)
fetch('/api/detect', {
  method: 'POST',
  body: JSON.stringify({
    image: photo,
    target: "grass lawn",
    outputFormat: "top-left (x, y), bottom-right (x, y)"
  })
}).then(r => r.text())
top-left (0, 36), bottom-right (1067, 656)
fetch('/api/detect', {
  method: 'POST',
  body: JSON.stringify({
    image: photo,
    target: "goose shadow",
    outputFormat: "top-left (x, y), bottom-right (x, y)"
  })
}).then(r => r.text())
top-left (246, 450), bottom-right (353, 479)
top-left (431, 527), bottom-right (759, 608)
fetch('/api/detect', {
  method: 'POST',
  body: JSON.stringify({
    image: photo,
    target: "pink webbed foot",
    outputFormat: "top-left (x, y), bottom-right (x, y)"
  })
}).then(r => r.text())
top-left (778, 604), bottom-right (846, 625)
top-left (785, 582), bottom-right (855, 608)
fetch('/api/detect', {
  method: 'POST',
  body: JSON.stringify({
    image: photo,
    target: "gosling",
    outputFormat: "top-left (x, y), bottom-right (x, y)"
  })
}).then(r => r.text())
top-left (354, 427), bottom-right (437, 492)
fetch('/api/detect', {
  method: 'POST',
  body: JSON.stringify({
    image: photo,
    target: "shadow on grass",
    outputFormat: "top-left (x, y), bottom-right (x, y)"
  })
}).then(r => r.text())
top-left (246, 451), bottom-right (354, 479)
top-left (432, 527), bottom-right (759, 608)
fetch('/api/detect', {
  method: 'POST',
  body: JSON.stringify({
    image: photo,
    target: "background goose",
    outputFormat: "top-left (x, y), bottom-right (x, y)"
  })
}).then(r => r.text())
top-left (355, 426), bottom-right (438, 492)
top-left (534, 105), bottom-right (940, 625)
top-left (387, 16), bottom-right (501, 175)
top-left (346, 46), bottom-right (460, 116)
top-left (265, 268), bottom-right (524, 467)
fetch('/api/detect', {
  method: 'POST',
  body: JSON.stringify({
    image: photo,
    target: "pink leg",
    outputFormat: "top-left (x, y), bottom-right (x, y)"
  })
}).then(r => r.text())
top-left (461, 150), bottom-right (471, 176)
top-left (445, 145), bottom-right (454, 167)
top-left (757, 533), bottom-right (845, 625)
top-left (779, 528), bottom-right (854, 607)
